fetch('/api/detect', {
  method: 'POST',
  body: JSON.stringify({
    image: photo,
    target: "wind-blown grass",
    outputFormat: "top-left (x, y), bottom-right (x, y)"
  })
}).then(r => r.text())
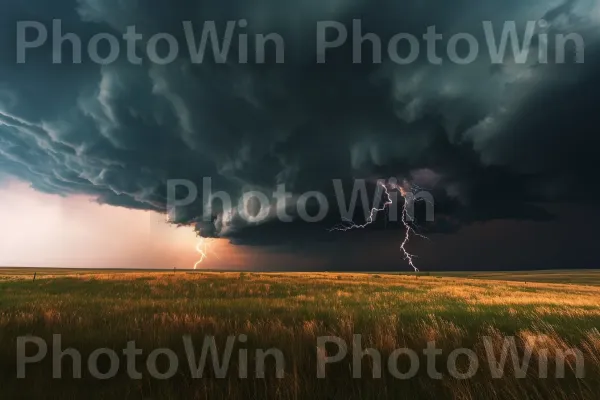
top-left (0, 271), bottom-right (599, 399)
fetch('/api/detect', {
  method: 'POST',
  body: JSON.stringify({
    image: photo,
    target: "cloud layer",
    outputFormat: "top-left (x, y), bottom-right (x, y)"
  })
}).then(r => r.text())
top-left (1, 0), bottom-right (599, 250)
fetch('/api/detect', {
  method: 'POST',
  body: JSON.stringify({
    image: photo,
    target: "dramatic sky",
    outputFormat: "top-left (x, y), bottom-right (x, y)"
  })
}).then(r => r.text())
top-left (0, 0), bottom-right (599, 270)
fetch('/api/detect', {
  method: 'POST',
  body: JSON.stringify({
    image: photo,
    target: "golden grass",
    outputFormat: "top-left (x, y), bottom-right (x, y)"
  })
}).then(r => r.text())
top-left (0, 271), bottom-right (599, 399)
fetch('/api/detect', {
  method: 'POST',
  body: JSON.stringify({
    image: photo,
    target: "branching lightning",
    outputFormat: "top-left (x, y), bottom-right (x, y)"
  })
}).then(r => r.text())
top-left (329, 183), bottom-right (395, 232)
top-left (194, 237), bottom-right (208, 269)
top-left (329, 180), bottom-right (428, 272)
top-left (193, 237), bottom-right (220, 270)
top-left (389, 182), bottom-right (429, 272)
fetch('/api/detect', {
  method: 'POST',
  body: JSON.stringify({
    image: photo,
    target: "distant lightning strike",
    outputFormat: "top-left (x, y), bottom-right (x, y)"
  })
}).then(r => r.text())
top-left (390, 182), bottom-right (428, 272)
top-left (164, 214), bottom-right (217, 270)
top-left (193, 237), bottom-right (220, 270)
top-left (329, 181), bottom-right (427, 272)
top-left (194, 237), bottom-right (208, 269)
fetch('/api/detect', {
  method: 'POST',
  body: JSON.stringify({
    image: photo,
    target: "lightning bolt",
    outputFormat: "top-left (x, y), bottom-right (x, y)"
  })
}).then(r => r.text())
top-left (164, 213), bottom-right (220, 270)
top-left (391, 182), bottom-right (428, 272)
top-left (329, 183), bottom-right (394, 232)
top-left (193, 236), bottom-right (221, 270)
top-left (194, 237), bottom-right (208, 269)
top-left (329, 180), bottom-right (428, 272)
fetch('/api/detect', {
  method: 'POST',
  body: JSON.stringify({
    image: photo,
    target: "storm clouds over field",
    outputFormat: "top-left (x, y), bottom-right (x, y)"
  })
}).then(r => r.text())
top-left (1, 0), bottom-right (599, 269)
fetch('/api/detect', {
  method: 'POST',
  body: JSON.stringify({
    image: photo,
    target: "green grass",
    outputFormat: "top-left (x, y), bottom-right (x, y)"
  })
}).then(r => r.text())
top-left (0, 270), bottom-right (599, 399)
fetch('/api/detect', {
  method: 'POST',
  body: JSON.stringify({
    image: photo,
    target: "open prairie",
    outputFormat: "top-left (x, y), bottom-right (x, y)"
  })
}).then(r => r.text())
top-left (0, 270), bottom-right (599, 399)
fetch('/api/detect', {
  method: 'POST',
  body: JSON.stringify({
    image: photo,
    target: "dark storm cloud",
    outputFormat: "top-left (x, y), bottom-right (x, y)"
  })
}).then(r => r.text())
top-left (0, 0), bottom-right (598, 246)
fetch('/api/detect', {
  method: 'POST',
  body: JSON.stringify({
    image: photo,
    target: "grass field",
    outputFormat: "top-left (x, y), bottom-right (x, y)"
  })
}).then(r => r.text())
top-left (0, 269), bottom-right (599, 399)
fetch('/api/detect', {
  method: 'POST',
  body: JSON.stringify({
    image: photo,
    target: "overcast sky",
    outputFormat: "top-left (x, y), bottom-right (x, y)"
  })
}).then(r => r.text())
top-left (1, 0), bottom-right (599, 270)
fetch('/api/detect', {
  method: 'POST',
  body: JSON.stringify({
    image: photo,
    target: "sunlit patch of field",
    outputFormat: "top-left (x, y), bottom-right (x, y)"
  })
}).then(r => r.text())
top-left (0, 270), bottom-right (599, 399)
